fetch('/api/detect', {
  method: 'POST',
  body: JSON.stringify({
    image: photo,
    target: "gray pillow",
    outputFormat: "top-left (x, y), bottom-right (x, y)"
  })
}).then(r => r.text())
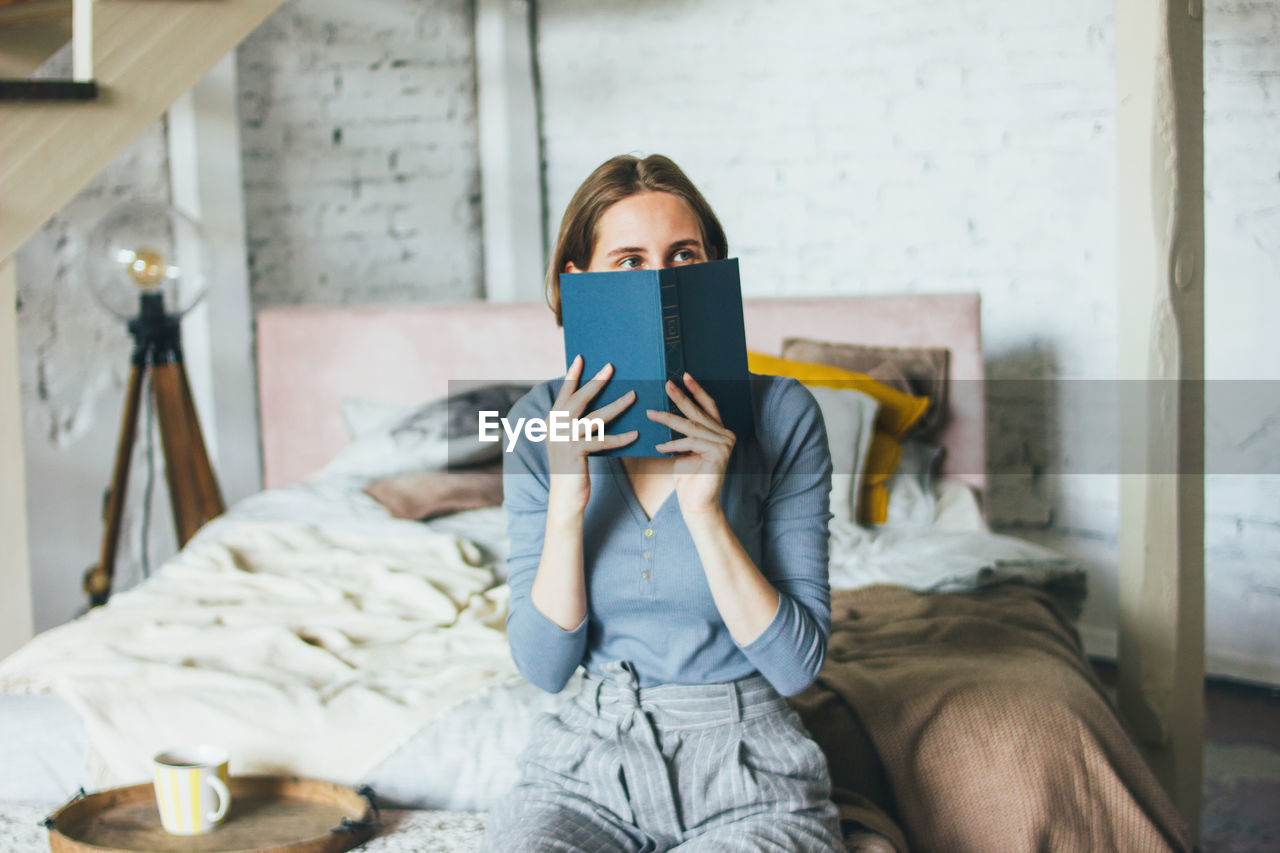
top-left (322, 383), bottom-right (533, 482)
top-left (781, 338), bottom-right (951, 441)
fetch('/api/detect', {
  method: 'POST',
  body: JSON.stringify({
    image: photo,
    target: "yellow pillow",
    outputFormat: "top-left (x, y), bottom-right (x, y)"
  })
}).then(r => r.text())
top-left (859, 482), bottom-right (890, 526)
top-left (746, 351), bottom-right (930, 439)
top-left (857, 432), bottom-right (901, 525)
top-left (749, 350), bottom-right (924, 526)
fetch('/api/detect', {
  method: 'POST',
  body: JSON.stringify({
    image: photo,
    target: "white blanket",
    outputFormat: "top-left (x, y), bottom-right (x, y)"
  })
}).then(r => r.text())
top-left (0, 475), bottom-right (1083, 800)
top-left (0, 521), bottom-right (520, 789)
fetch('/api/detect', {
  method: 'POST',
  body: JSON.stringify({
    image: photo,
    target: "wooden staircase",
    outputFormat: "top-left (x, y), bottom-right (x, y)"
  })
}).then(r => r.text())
top-left (0, 0), bottom-right (288, 263)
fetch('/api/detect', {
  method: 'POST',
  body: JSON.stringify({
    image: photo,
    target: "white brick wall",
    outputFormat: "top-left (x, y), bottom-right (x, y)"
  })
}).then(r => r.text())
top-left (536, 0), bottom-right (1280, 680)
top-left (1198, 0), bottom-right (1280, 679)
top-left (17, 119), bottom-right (175, 631)
top-left (538, 0), bottom-right (1116, 370)
top-left (237, 0), bottom-right (483, 307)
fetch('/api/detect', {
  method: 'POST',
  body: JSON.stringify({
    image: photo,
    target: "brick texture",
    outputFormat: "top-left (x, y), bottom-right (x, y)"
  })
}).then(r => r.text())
top-left (236, 0), bottom-right (483, 307)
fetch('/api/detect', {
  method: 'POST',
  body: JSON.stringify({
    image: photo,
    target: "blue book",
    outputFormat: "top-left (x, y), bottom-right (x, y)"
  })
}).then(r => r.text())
top-left (559, 258), bottom-right (755, 457)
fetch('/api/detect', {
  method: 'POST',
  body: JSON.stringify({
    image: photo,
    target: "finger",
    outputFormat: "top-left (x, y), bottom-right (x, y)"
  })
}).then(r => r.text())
top-left (586, 388), bottom-right (636, 424)
top-left (665, 378), bottom-right (724, 432)
top-left (568, 362), bottom-right (614, 416)
top-left (554, 354), bottom-right (584, 408)
top-left (647, 408), bottom-right (722, 442)
top-left (655, 437), bottom-right (721, 457)
top-left (586, 429), bottom-right (638, 453)
top-left (680, 372), bottom-right (722, 424)
top-left (574, 362), bottom-right (613, 403)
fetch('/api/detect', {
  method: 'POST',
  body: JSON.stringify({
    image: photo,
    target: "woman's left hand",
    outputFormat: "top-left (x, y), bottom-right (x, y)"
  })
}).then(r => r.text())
top-left (648, 372), bottom-right (736, 519)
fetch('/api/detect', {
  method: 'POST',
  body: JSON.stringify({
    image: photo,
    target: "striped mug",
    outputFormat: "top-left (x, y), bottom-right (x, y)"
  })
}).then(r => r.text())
top-left (152, 745), bottom-right (231, 835)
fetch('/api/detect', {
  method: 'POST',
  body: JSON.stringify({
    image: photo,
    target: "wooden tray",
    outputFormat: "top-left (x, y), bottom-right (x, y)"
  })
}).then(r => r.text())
top-left (46, 775), bottom-right (377, 853)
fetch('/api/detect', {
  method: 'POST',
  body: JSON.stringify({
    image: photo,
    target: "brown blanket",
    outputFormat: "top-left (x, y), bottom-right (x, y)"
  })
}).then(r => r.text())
top-left (789, 583), bottom-right (1193, 853)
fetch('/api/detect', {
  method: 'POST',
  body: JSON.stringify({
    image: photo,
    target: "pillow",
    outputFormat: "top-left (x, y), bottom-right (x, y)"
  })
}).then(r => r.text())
top-left (364, 464), bottom-right (504, 521)
top-left (780, 339), bottom-right (950, 441)
top-left (341, 399), bottom-right (418, 440)
top-left (746, 351), bottom-right (930, 439)
top-left (804, 387), bottom-right (880, 524)
top-left (858, 432), bottom-right (901, 526)
top-left (879, 439), bottom-right (946, 529)
top-left (323, 383), bottom-right (533, 482)
top-left (747, 351), bottom-right (930, 526)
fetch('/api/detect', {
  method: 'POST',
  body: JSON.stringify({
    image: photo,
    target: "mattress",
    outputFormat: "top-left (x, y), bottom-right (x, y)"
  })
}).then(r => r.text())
top-left (0, 475), bottom-right (1083, 810)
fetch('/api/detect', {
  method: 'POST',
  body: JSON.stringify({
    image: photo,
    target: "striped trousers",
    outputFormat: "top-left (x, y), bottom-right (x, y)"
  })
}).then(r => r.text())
top-left (481, 659), bottom-right (844, 852)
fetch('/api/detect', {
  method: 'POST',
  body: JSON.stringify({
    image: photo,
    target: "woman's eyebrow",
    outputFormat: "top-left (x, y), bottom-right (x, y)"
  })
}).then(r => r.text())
top-left (604, 246), bottom-right (646, 258)
top-left (666, 238), bottom-right (703, 252)
top-left (603, 238), bottom-right (703, 259)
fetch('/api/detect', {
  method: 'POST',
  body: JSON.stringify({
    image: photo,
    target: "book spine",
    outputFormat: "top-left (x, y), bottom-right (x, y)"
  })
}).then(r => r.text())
top-left (660, 275), bottom-right (684, 398)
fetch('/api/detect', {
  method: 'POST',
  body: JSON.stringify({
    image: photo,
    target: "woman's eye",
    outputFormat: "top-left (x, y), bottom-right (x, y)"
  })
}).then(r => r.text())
top-left (619, 256), bottom-right (642, 269)
top-left (672, 249), bottom-right (696, 264)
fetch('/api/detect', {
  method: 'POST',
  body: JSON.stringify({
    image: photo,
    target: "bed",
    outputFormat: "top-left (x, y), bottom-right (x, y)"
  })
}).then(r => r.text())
top-left (0, 294), bottom-right (1190, 851)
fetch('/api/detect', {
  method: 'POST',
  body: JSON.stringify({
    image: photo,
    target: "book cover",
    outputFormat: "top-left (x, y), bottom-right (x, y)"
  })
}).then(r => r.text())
top-left (559, 258), bottom-right (755, 457)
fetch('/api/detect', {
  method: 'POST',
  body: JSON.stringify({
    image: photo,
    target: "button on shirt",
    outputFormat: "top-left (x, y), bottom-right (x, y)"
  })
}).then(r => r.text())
top-left (502, 373), bottom-right (834, 697)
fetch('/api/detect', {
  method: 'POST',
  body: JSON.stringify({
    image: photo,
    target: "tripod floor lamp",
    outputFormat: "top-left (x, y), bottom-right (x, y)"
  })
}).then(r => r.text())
top-left (81, 201), bottom-right (225, 607)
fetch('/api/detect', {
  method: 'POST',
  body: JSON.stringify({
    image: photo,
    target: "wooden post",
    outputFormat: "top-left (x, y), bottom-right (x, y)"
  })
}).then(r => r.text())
top-left (1116, 0), bottom-right (1204, 842)
top-left (475, 0), bottom-right (546, 302)
top-left (0, 256), bottom-right (35, 660)
top-left (72, 0), bottom-right (93, 81)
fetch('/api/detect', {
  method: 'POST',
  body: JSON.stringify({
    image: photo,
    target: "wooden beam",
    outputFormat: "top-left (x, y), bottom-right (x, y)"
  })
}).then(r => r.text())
top-left (71, 0), bottom-right (90, 81)
top-left (475, 0), bottom-right (546, 302)
top-left (0, 0), bottom-right (288, 265)
top-left (0, 255), bottom-right (34, 660)
top-left (1116, 0), bottom-right (1204, 843)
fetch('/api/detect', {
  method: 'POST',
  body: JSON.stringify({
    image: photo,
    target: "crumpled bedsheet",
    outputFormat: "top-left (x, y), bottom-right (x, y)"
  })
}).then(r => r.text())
top-left (790, 583), bottom-right (1192, 853)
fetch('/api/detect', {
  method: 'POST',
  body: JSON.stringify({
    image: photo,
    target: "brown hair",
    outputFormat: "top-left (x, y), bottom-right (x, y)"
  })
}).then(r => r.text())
top-left (544, 154), bottom-right (728, 326)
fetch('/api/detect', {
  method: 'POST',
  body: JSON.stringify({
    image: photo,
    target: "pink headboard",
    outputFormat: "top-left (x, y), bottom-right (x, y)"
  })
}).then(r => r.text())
top-left (256, 294), bottom-right (986, 500)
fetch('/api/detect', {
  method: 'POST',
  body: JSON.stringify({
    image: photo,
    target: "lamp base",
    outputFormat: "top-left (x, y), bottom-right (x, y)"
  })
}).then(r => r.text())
top-left (84, 358), bottom-right (224, 607)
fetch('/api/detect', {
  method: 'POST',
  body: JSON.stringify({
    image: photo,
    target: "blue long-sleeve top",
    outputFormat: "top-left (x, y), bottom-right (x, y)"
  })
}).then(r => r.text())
top-left (501, 373), bottom-right (833, 697)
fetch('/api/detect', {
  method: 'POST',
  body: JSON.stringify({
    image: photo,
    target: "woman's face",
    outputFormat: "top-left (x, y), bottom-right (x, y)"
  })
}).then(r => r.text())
top-left (566, 191), bottom-right (710, 274)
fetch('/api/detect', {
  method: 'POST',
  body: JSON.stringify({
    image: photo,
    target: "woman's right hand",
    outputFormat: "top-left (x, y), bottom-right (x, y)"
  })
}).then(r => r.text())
top-left (545, 354), bottom-right (637, 516)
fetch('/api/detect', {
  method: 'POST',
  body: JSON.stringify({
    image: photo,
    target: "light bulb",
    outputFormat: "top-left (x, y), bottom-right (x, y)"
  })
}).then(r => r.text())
top-left (86, 201), bottom-right (212, 320)
top-left (126, 247), bottom-right (167, 289)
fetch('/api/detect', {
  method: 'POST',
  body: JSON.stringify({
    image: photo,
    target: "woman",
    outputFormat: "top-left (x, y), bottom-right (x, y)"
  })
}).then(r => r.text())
top-left (482, 154), bottom-right (843, 852)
